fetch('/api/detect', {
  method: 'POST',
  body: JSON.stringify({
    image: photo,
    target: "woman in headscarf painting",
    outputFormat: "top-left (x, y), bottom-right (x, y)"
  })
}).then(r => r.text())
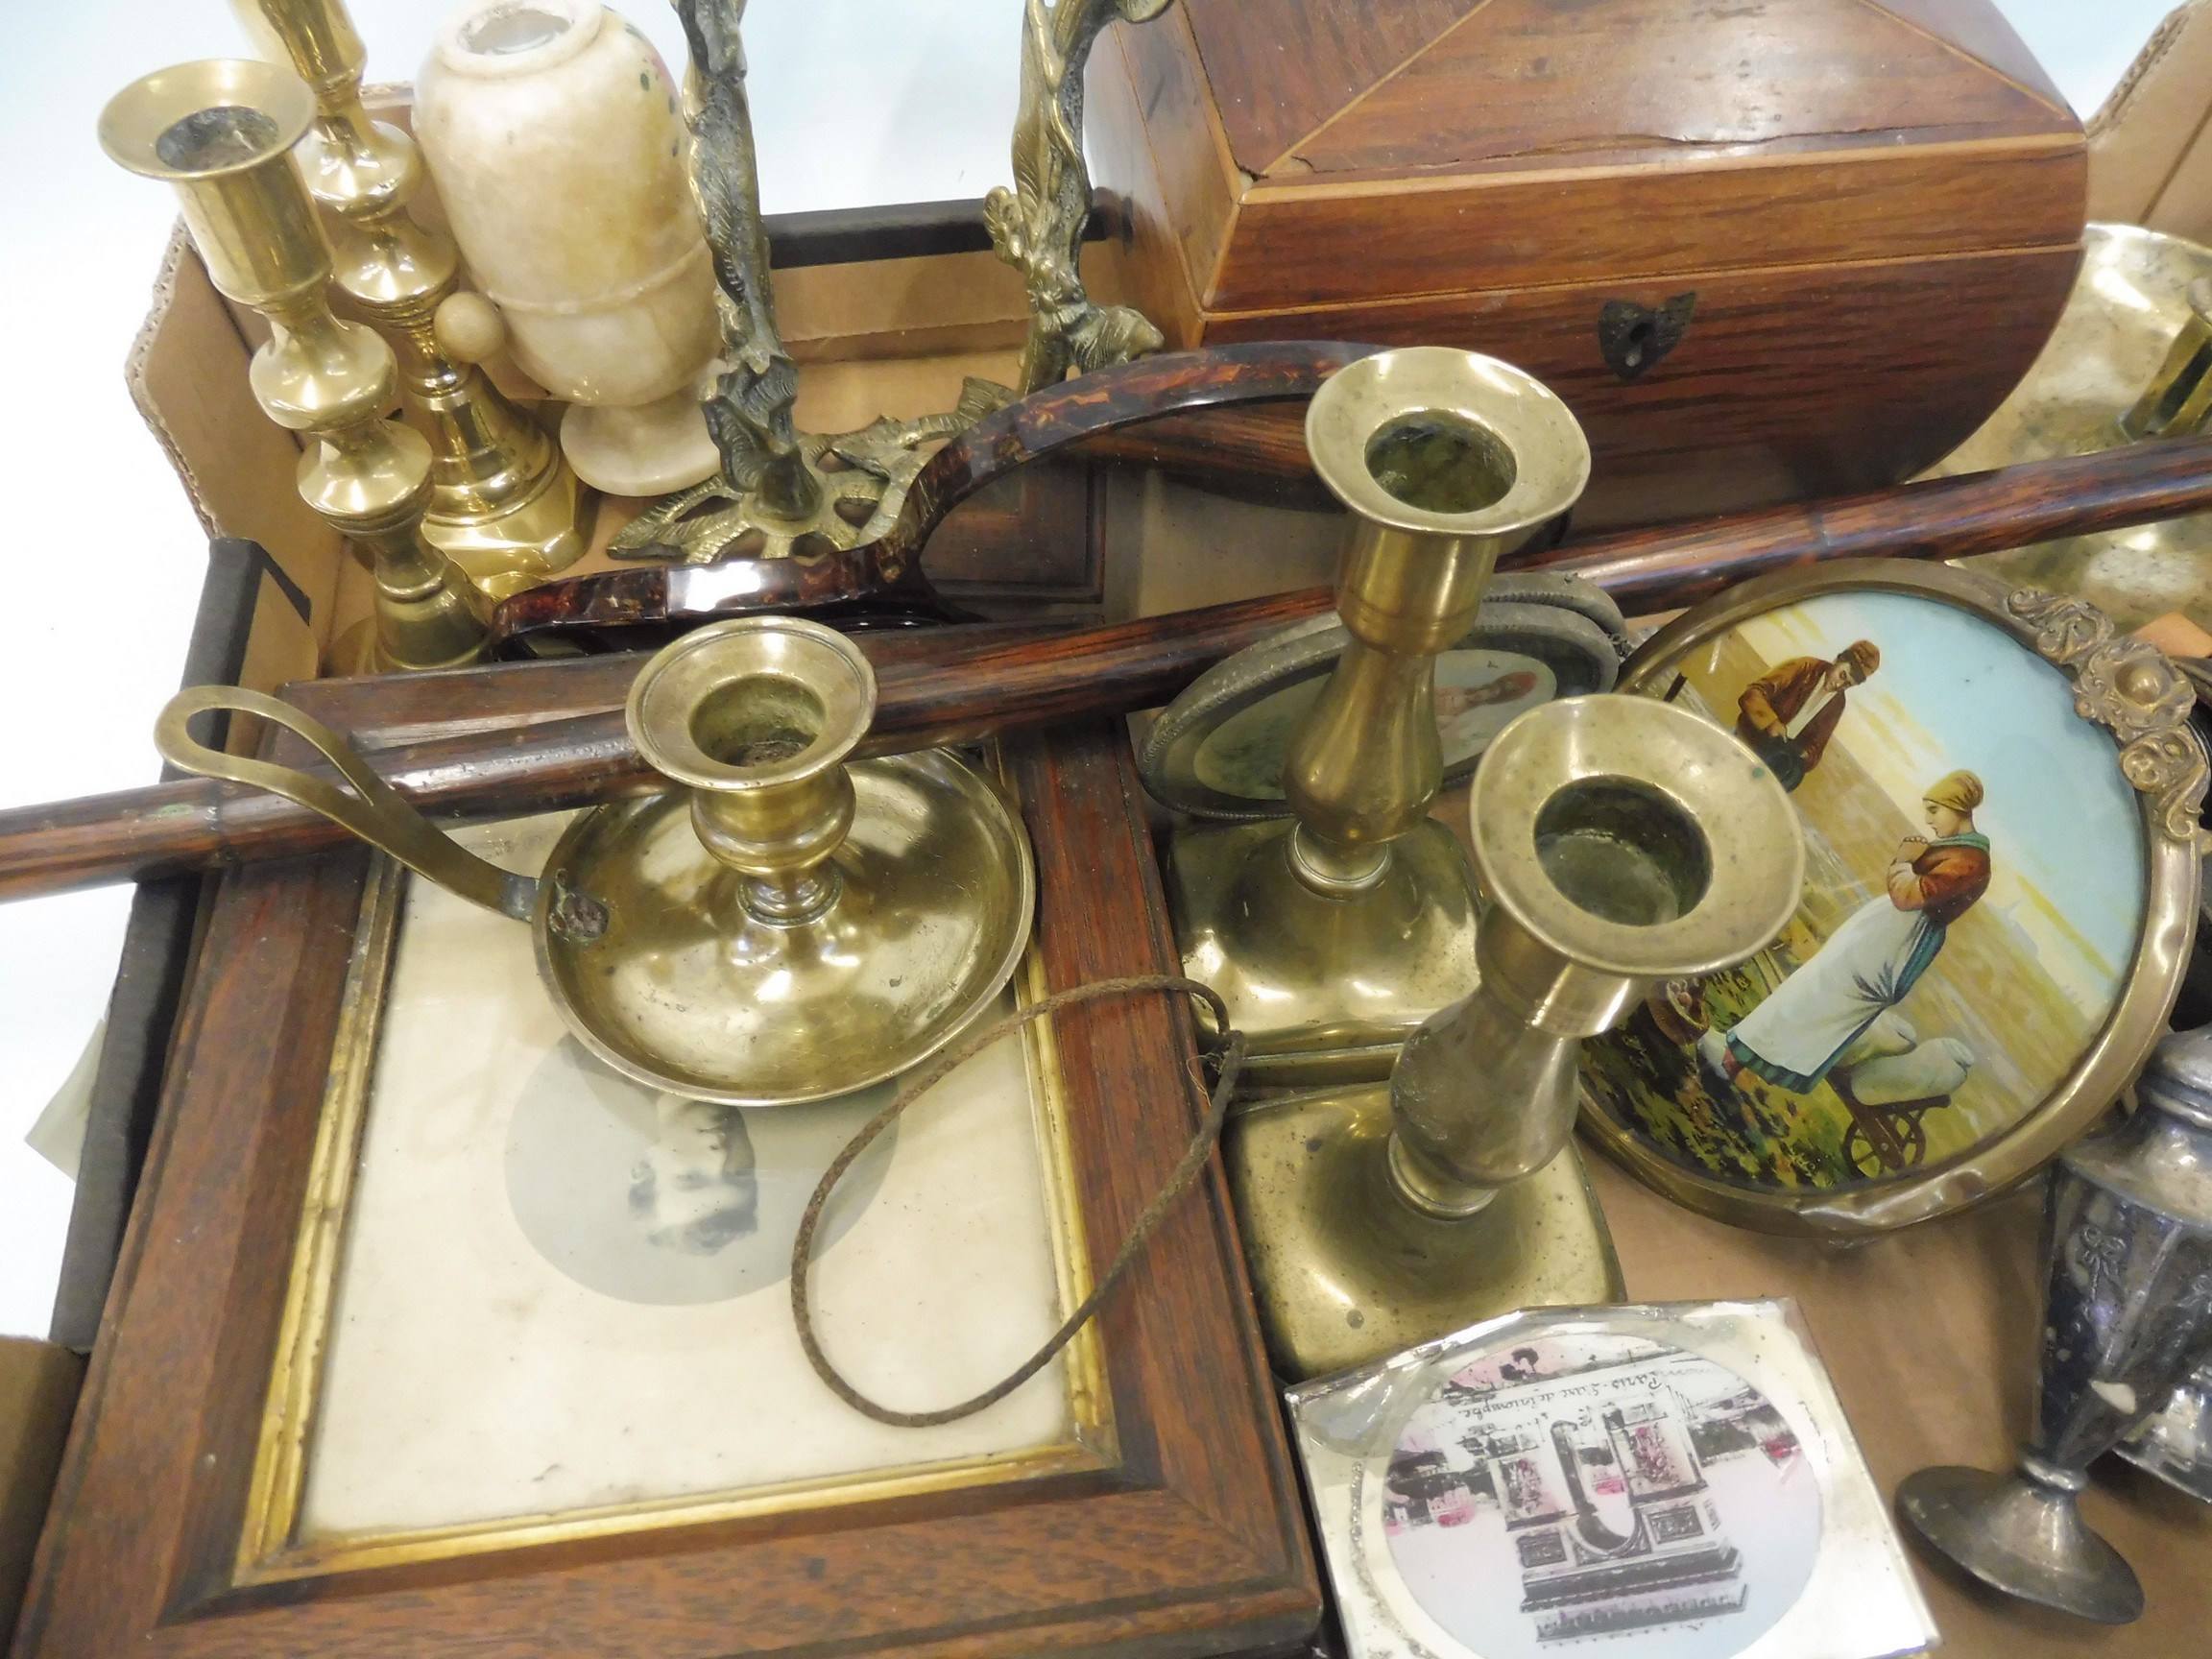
top-left (1698, 770), bottom-right (1991, 1100)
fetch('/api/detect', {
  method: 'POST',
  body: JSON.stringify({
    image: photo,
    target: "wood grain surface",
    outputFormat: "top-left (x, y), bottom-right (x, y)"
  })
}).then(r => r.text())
top-left (1089, 0), bottom-right (2087, 525)
top-left (9, 697), bottom-right (1321, 1657)
top-left (1188, 0), bottom-right (2071, 181)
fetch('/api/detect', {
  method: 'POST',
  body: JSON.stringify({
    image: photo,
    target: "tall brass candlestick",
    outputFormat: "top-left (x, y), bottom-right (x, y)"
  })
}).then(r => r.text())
top-left (1232, 696), bottom-right (1805, 1380)
top-left (1166, 348), bottom-right (1593, 1081)
top-left (102, 60), bottom-right (489, 672)
top-left (232, 0), bottom-right (588, 601)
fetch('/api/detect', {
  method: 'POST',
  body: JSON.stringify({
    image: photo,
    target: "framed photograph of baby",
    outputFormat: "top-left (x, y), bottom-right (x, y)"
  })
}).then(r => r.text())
top-left (1576, 559), bottom-right (2207, 1235)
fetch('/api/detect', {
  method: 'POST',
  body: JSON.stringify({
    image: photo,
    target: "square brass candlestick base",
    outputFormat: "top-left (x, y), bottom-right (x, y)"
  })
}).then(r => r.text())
top-left (1226, 1084), bottom-right (1622, 1381)
top-left (1166, 818), bottom-right (1479, 1087)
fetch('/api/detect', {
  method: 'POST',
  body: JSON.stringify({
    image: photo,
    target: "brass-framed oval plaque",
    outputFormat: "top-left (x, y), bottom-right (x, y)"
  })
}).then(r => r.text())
top-left (1577, 559), bottom-right (2206, 1235)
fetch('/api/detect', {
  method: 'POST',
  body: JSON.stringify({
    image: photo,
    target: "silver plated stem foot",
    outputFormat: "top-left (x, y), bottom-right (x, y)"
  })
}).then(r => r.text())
top-left (1896, 1462), bottom-right (2144, 1624)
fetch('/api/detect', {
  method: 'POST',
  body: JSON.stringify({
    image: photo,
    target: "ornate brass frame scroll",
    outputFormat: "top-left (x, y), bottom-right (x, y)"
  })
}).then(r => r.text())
top-left (1579, 559), bottom-right (2204, 1236)
top-left (232, 802), bottom-right (1109, 1582)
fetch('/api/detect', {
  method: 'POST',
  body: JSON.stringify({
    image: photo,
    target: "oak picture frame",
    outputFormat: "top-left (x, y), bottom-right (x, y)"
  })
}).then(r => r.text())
top-left (11, 655), bottom-right (1321, 1659)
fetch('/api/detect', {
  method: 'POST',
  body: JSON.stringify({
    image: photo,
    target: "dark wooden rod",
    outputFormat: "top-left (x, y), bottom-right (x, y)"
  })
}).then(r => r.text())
top-left (5, 432), bottom-right (2211, 903)
top-left (1526, 431), bottom-right (2212, 607)
top-left (0, 589), bottom-right (1332, 902)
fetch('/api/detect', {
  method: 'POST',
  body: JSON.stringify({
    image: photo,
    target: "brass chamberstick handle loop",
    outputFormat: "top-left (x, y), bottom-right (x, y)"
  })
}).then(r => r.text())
top-left (790, 975), bottom-right (1246, 1429)
top-left (154, 685), bottom-right (537, 921)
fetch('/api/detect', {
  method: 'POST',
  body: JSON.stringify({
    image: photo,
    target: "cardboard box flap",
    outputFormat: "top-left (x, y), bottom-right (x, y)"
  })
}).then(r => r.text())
top-left (2089, 0), bottom-right (2212, 244)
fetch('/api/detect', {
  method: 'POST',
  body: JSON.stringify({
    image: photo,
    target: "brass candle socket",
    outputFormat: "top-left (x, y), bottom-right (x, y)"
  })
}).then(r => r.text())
top-left (1229, 695), bottom-right (1805, 1380)
top-left (1166, 347), bottom-right (1593, 1082)
top-left (233, 0), bottom-right (588, 601)
top-left (155, 616), bottom-right (1033, 1105)
top-left (101, 60), bottom-right (489, 673)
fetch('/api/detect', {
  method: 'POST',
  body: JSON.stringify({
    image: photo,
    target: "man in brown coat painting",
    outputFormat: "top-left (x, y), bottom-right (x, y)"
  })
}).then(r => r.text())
top-left (1734, 639), bottom-right (1880, 791)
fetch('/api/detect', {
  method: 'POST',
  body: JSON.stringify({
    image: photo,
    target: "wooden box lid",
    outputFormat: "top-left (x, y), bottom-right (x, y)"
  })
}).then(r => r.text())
top-left (1112, 0), bottom-right (2084, 317)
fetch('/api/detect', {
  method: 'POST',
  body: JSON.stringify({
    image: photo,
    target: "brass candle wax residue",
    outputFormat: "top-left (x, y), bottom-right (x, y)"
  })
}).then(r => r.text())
top-left (101, 60), bottom-right (491, 673)
top-left (235, 0), bottom-right (590, 603)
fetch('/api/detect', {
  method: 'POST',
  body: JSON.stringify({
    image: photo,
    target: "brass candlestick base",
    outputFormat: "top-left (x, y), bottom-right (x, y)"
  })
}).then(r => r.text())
top-left (1167, 818), bottom-right (1478, 1087)
top-left (1164, 348), bottom-right (1592, 1077)
top-left (1231, 696), bottom-right (1803, 1380)
top-left (1228, 1084), bottom-right (1620, 1380)
top-left (236, 0), bottom-right (589, 601)
top-left (101, 60), bottom-right (489, 673)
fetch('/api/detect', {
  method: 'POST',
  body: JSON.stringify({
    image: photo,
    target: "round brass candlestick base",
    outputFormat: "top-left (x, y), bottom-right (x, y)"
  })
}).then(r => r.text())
top-left (156, 617), bottom-right (1033, 1106)
top-left (539, 750), bottom-right (1033, 1105)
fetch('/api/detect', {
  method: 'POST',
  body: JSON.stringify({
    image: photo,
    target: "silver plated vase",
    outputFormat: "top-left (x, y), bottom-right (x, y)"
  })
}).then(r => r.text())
top-left (1897, 1022), bottom-right (2212, 1623)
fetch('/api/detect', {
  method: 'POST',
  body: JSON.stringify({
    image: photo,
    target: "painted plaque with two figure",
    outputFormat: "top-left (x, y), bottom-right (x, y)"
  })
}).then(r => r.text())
top-left (1576, 562), bottom-right (2206, 1235)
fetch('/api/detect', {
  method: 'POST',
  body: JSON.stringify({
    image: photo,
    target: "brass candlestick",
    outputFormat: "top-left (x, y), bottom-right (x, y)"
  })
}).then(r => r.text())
top-left (1166, 347), bottom-right (1592, 1082)
top-left (102, 60), bottom-right (489, 672)
top-left (1231, 696), bottom-right (1805, 1379)
top-left (232, 0), bottom-right (588, 602)
top-left (156, 616), bottom-right (1034, 1104)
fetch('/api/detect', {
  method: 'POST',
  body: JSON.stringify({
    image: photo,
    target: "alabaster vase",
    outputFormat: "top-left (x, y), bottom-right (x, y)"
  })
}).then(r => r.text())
top-left (415, 0), bottom-right (720, 495)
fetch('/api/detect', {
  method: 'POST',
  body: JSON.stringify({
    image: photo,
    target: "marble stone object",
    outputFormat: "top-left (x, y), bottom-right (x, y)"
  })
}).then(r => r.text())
top-left (415, 0), bottom-right (721, 495)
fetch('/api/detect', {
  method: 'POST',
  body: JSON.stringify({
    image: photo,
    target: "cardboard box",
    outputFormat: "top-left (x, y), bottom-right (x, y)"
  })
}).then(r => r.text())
top-left (37, 38), bottom-right (2212, 1654)
top-left (2090, 0), bottom-right (2212, 243)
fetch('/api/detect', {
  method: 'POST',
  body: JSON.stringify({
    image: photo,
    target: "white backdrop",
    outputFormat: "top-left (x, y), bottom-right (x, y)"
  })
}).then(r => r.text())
top-left (0, 0), bottom-right (2183, 1337)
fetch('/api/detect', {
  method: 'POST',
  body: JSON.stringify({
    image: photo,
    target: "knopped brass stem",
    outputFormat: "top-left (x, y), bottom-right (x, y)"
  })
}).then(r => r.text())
top-left (234, 0), bottom-right (588, 601)
top-left (101, 60), bottom-right (489, 672)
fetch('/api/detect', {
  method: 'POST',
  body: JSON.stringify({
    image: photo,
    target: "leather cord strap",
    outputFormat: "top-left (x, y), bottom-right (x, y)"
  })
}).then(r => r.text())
top-left (789, 974), bottom-right (1246, 1428)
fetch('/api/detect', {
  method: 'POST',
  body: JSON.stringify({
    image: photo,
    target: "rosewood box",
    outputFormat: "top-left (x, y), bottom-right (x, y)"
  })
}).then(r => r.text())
top-left (1088, 0), bottom-right (2088, 528)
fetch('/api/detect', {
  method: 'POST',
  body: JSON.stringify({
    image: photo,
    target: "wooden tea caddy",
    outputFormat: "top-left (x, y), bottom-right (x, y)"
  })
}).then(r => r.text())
top-left (1087, 0), bottom-right (2088, 529)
